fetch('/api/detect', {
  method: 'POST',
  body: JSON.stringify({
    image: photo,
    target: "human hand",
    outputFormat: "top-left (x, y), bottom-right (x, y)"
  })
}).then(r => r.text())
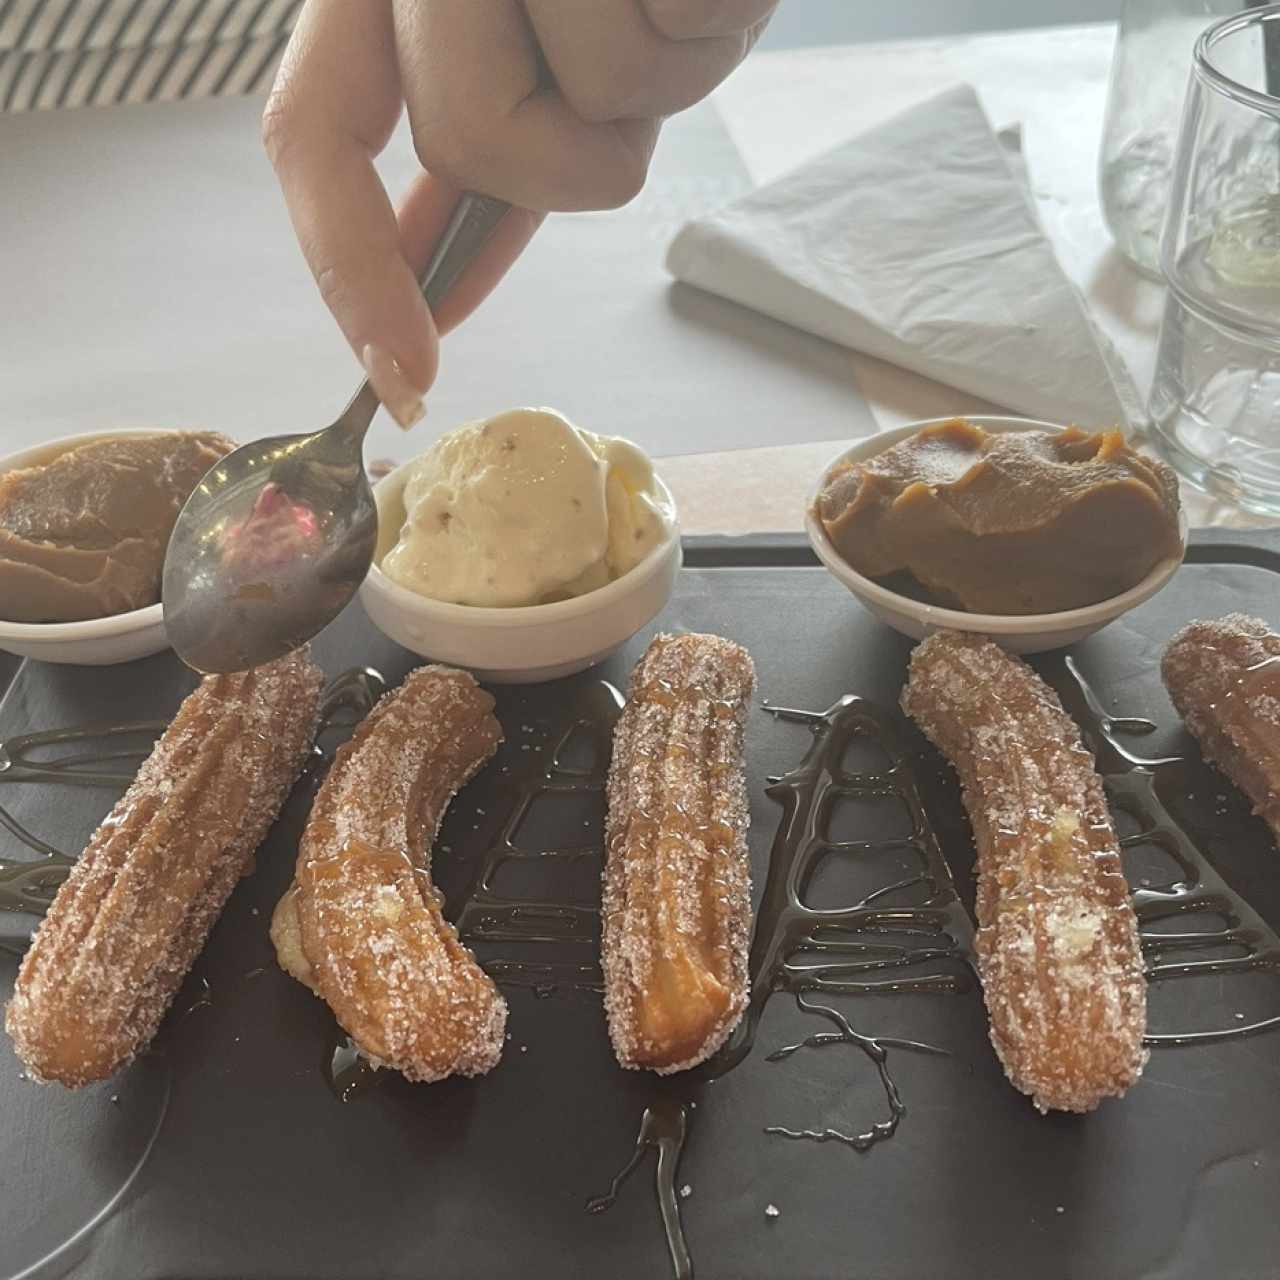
top-left (263, 0), bottom-right (775, 426)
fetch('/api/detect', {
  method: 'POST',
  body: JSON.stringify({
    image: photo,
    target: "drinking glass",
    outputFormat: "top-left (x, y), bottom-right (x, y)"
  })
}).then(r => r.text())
top-left (1100, 0), bottom-right (1237, 279)
top-left (1150, 2), bottom-right (1280, 513)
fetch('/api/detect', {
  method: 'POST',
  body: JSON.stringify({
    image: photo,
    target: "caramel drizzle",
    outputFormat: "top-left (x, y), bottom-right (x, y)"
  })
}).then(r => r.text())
top-left (1058, 656), bottom-right (1280, 1046)
top-left (761, 995), bottom-right (944, 1151)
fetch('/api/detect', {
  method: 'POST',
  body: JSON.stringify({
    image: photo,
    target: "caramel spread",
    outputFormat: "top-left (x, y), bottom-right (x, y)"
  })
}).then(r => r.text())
top-left (817, 419), bottom-right (1182, 614)
top-left (0, 431), bottom-right (234, 623)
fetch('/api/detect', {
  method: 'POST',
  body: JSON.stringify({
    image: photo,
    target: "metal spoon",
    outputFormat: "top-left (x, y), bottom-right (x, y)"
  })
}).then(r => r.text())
top-left (162, 192), bottom-right (511, 674)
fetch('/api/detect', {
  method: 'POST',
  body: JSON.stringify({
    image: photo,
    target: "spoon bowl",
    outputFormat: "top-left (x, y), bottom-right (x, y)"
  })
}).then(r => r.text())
top-left (161, 193), bottom-right (511, 673)
top-left (161, 418), bottom-right (378, 672)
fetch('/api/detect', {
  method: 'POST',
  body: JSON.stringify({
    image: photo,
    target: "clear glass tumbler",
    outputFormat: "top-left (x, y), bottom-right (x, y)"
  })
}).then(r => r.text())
top-left (1100, 0), bottom-right (1237, 279)
top-left (1149, 3), bottom-right (1280, 513)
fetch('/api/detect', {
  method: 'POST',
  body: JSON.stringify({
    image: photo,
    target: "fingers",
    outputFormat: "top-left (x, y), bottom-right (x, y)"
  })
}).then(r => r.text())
top-left (394, 175), bottom-right (544, 336)
top-left (269, 0), bottom-right (765, 416)
top-left (638, 0), bottom-right (778, 41)
top-left (392, 0), bottom-right (660, 211)
top-left (263, 0), bottom-right (436, 425)
top-left (524, 0), bottom-right (751, 121)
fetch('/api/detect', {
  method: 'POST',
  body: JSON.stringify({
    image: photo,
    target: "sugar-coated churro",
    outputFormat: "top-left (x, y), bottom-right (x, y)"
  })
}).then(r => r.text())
top-left (902, 630), bottom-right (1147, 1112)
top-left (6, 650), bottom-right (323, 1086)
top-left (602, 633), bottom-right (755, 1073)
top-left (273, 665), bottom-right (506, 1083)
top-left (1163, 613), bottom-right (1280, 842)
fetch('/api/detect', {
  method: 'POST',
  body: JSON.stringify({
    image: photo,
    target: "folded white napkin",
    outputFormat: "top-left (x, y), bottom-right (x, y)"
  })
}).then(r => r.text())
top-left (668, 83), bottom-right (1143, 430)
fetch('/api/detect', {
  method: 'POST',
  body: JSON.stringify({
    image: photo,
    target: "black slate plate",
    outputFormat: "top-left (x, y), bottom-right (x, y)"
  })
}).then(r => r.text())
top-left (4, 532), bottom-right (1280, 1280)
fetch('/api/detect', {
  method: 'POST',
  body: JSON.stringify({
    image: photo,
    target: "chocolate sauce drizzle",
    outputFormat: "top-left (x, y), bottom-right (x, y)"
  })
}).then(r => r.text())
top-left (0, 720), bottom-right (164, 946)
top-left (312, 667), bottom-right (386, 760)
top-left (590, 695), bottom-right (975, 1277)
top-left (11, 655), bottom-right (1280, 1279)
top-left (586, 1097), bottom-right (692, 1280)
top-left (326, 1034), bottom-right (382, 1103)
top-left (1057, 656), bottom-right (1280, 1046)
top-left (596, 665), bottom-right (1280, 1275)
top-left (0, 669), bottom-right (386, 953)
top-left (689, 694), bottom-right (970, 1160)
top-left (712, 696), bottom-right (973, 1076)
top-left (452, 680), bottom-right (624, 993)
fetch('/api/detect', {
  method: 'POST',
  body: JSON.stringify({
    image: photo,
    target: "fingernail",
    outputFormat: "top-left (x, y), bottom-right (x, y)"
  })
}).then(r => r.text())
top-left (361, 343), bottom-right (425, 430)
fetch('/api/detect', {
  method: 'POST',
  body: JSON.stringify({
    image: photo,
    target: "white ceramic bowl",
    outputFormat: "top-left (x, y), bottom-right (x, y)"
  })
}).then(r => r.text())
top-left (360, 460), bottom-right (681, 683)
top-left (805, 415), bottom-right (1188, 654)
top-left (0, 429), bottom-right (176, 665)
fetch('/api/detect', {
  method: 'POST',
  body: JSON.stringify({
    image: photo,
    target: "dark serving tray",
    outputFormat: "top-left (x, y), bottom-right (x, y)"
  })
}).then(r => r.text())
top-left (4, 531), bottom-right (1280, 1280)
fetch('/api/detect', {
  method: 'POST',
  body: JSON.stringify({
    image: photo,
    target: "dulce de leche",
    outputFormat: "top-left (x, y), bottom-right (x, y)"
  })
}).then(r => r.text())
top-left (0, 431), bottom-right (234, 623)
top-left (816, 420), bottom-right (1182, 615)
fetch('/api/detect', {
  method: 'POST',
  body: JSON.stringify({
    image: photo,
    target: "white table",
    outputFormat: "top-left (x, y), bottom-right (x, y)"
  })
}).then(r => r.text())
top-left (0, 92), bottom-right (874, 464)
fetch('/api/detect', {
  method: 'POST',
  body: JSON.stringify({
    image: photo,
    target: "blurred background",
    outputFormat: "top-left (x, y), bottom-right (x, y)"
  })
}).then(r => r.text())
top-left (0, 0), bottom-right (1143, 467)
top-left (763, 1), bottom-right (1123, 47)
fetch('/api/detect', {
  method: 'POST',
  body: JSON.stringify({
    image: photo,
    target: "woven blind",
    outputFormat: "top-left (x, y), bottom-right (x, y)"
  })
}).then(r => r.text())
top-left (0, 0), bottom-right (300, 112)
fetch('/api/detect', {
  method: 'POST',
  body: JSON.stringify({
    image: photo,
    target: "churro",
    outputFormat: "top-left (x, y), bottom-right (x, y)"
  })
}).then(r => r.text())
top-left (902, 630), bottom-right (1146, 1112)
top-left (6, 650), bottom-right (323, 1086)
top-left (273, 665), bottom-right (506, 1083)
top-left (1163, 612), bottom-right (1280, 841)
top-left (602, 632), bottom-right (755, 1073)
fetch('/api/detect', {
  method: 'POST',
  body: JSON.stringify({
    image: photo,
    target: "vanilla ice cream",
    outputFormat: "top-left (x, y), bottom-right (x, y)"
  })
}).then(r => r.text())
top-left (381, 408), bottom-right (671, 607)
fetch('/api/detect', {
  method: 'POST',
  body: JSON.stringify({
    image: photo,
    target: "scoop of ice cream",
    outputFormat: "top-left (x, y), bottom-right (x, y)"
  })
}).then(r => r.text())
top-left (381, 408), bottom-right (669, 607)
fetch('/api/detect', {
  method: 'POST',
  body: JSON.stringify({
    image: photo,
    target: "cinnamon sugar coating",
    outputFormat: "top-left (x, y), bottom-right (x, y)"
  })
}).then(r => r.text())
top-left (1162, 612), bottom-right (1280, 841)
top-left (5, 649), bottom-right (323, 1086)
top-left (274, 665), bottom-right (506, 1083)
top-left (602, 633), bottom-right (755, 1073)
top-left (902, 631), bottom-right (1147, 1112)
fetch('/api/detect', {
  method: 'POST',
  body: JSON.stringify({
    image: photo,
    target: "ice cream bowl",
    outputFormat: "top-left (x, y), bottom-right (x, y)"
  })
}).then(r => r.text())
top-left (804, 416), bottom-right (1188, 655)
top-left (360, 459), bottom-right (681, 683)
top-left (0, 429), bottom-right (176, 666)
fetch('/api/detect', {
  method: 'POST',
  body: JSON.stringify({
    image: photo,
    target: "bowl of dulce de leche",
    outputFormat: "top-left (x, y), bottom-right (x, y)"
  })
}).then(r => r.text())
top-left (805, 416), bottom-right (1187, 654)
top-left (0, 428), bottom-right (236, 664)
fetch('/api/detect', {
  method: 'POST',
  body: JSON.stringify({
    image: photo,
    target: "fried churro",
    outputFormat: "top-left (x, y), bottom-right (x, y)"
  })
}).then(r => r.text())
top-left (6, 650), bottom-right (323, 1086)
top-left (272, 665), bottom-right (506, 1083)
top-left (1163, 613), bottom-right (1280, 841)
top-left (602, 632), bottom-right (755, 1073)
top-left (902, 631), bottom-right (1147, 1112)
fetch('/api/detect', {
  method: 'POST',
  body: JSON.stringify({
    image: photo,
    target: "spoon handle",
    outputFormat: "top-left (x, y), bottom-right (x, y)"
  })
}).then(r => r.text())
top-left (419, 192), bottom-right (512, 309)
top-left (334, 191), bottom-right (513, 439)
